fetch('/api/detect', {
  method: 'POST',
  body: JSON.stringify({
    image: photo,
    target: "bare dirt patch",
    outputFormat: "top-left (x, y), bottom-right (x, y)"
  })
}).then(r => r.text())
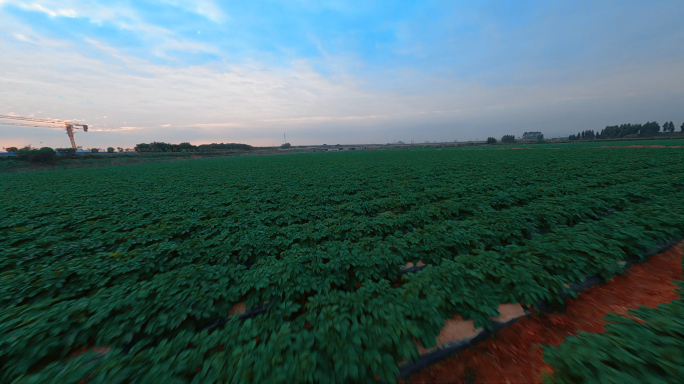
top-left (402, 243), bottom-right (683, 384)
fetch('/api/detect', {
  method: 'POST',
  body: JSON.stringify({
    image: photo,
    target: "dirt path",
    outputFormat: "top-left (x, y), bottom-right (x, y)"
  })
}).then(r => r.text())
top-left (402, 242), bottom-right (683, 383)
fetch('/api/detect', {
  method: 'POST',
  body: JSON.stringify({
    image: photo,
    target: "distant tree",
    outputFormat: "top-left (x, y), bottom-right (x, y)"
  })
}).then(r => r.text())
top-left (135, 141), bottom-right (251, 153)
top-left (56, 147), bottom-right (76, 157)
top-left (117, 147), bottom-right (124, 153)
top-left (17, 147), bottom-right (56, 163)
top-left (281, 143), bottom-right (291, 149)
top-left (639, 121), bottom-right (660, 137)
top-left (681, 122), bottom-right (684, 132)
top-left (599, 124), bottom-right (636, 139)
top-left (522, 132), bottom-right (544, 140)
top-left (134, 143), bottom-right (152, 153)
top-left (91, 148), bottom-right (99, 153)
top-left (5, 147), bottom-right (18, 153)
top-left (179, 142), bottom-right (194, 151)
top-left (149, 142), bottom-right (171, 152)
top-left (580, 130), bottom-right (595, 140)
top-left (501, 135), bottom-right (515, 143)
top-left (664, 121), bottom-right (675, 132)
top-left (107, 147), bottom-right (115, 153)
top-left (486, 137), bottom-right (497, 144)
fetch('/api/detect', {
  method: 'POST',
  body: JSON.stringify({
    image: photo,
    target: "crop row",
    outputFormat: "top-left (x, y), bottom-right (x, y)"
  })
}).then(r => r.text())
top-left (1, 147), bottom-right (683, 383)
top-left (4, 194), bottom-right (681, 383)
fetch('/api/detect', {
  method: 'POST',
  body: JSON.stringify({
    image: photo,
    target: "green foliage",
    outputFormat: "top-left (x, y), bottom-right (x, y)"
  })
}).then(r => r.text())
top-left (638, 121), bottom-right (661, 137)
top-left (662, 121), bottom-right (675, 133)
top-left (1, 147), bottom-right (683, 383)
top-left (16, 147), bottom-right (57, 163)
top-left (486, 137), bottom-right (497, 144)
top-left (522, 132), bottom-right (544, 140)
top-left (543, 282), bottom-right (684, 384)
top-left (91, 148), bottom-right (99, 153)
top-left (570, 130), bottom-right (596, 140)
top-left (501, 135), bottom-right (515, 143)
top-left (599, 121), bottom-right (664, 139)
top-left (281, 143), bottom-right (292, 149)
top-left (550, 138), bottom-right (684, 148)
top-left (135, 142), bottom-right (252, 153)
top-left (107, 147), bottom-right (115, 153)
top-left (57, 147), bottom-right (77, 157)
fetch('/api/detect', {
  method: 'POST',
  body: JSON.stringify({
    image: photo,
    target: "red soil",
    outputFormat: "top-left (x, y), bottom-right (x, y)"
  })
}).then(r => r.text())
top-left (402, 242), bottom-right (683, 384)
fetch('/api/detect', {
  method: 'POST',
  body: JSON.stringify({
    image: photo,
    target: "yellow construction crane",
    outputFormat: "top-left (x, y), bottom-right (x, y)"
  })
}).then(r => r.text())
top-left (0, 114), bottom-right (88, 149)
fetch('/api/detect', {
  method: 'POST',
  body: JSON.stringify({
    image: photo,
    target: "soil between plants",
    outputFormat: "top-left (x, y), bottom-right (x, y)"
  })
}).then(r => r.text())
top-left (402, 242), bottom-right (683, 384)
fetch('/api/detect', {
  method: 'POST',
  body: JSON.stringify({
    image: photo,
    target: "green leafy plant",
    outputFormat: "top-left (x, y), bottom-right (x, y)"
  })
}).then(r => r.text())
top-left (1, 146), bottom-right (682, 383)
top-left (543, 282), bottom-right (684, 384)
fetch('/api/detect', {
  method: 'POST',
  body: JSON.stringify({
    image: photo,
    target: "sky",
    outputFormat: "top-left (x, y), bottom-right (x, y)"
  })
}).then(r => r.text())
top-left (1, 0), bottom-right (683, 149)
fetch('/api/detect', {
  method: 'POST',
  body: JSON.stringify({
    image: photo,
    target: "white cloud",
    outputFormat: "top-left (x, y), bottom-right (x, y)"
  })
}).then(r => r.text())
top-left (156, 0), bottom-right (226, 23)
top-left (186, 122), bottom-right (246, 128)
top-left (12, 32), bottom-right (32, 42)
top-left (88, 126), bottom-right (144, 132)
top-left (2, 0), bottom-right (219, 58)
top-left (0, 7), bottom-right (683, 148)
top-left (13, 2), bottom-right (77, 18)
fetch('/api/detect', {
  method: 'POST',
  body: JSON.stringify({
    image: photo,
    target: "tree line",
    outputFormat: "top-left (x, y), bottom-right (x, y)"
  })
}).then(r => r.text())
top-left (569, 121), bottom-right (683, 140)
top-left (3, 142), bottom-right (253, 163)
top-left (486, 132), bottom-right (543, 144)
top-left (133, 142), bottom-right (253, 153)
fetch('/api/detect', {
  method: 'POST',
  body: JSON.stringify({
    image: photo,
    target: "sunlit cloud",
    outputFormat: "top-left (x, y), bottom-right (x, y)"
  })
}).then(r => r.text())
top-left (12, 2), bottom-right (77, 18)
top-left (88, 126), bottom-right (145, 132)
top-left (186, 123), bottom-right (247, 128)
top-left (0, 0), bottom-right (682, 148)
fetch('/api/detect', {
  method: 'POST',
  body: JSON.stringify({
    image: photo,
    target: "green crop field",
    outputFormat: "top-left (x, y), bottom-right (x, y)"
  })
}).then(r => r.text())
top-left (2, 146), bottom-right (683, 383)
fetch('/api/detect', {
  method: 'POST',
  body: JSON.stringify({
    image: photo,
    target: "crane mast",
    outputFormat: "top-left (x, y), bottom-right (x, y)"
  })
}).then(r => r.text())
top-left (0, 115), bottom-right (88, 149)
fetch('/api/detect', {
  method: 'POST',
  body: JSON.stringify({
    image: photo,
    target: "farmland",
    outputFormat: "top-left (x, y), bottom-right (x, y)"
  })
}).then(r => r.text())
top-left (1, 145), bottom-right (683, 383)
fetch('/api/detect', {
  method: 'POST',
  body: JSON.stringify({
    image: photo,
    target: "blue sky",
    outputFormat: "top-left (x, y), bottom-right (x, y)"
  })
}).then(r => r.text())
top-left (1, 0), bottom-right (683, 148)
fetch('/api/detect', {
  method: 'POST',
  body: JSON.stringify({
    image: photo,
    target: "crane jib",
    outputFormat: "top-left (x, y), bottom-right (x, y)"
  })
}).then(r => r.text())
top-left (0, 114), bottom-right (89, 149)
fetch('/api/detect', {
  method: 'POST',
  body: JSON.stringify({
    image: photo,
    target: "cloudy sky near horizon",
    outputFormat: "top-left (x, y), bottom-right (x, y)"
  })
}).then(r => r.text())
top-left (1, 0), bottom-right (683, 149)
